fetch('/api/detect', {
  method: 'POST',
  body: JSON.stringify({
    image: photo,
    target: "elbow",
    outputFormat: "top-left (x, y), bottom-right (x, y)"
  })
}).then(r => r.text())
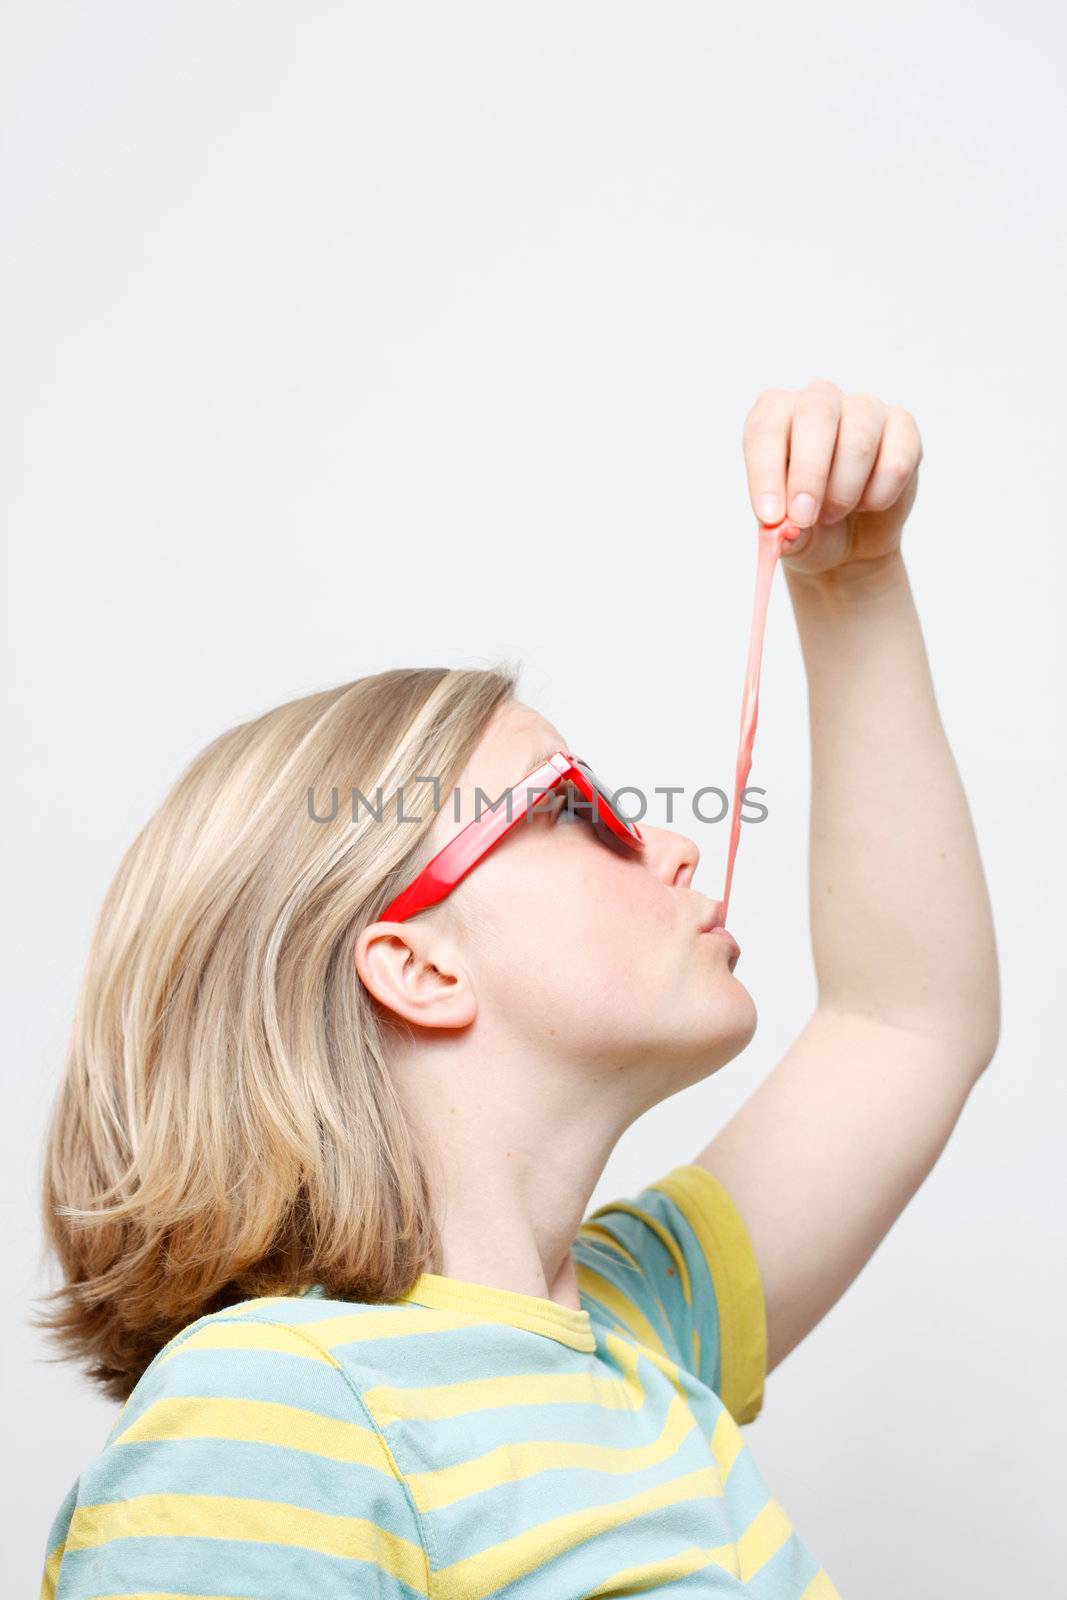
top-left (900, 973), bottom-right (1002, 1090)
top-left (961, 1023), bottom-right (1000, 1087)
top-left (973, 1009), bottom-right (1002, 1080)
top-left (973, 962), bottom-right (1003, 1077)
top-left (944, 981), bottom-right (1002, 1087)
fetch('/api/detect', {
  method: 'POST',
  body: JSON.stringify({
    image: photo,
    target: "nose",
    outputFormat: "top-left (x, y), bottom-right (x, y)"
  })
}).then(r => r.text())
top-left (638, 824), bottom-right (700, 889)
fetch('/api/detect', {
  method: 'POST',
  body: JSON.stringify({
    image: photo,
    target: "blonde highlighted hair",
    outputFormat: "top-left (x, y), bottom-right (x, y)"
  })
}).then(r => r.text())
top-left (33, 664), bottom-right (519, 1402)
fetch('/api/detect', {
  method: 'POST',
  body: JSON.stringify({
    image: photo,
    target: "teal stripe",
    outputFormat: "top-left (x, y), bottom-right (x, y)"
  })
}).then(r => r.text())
top-left (574, 1215), bottom-right (680, 1352)
top-left (107, 1344), bottom-right (356, 1438)
top-left (53, 1534), bottom-right (427, 1600)
top-left (42, 1474), bottom-right (78, 1559)
top-left (745, 1531), bottom-right (821, 1598)
top-left (582, 1185), bottom-right (727, 1394)
top-left (415, 1431), bottom-right (724, 1555)
top-left (327, 1318), bottom-right (583, 1378)
top-left (461, 1497), bottom-right (746, 1597)
top-left (41, 1172), bottom-right (835, 1600)
top-left (638, 1183), bottom-right (726, 1394)
top-left (81, 1438), bottom-right (405, 1528)
top-left (380, 1383), bottom-right (672, 1456)
top-left (719, 1437), bottom-right (782, 1528)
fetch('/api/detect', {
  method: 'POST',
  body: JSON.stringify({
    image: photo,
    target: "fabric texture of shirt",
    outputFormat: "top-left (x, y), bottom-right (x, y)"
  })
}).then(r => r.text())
top-left (40, 1161), bottom-right (840, 1598)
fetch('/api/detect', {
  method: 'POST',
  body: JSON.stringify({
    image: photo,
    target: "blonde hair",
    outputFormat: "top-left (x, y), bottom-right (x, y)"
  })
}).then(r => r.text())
top-left (32, 663), bottom-right (519, 1402)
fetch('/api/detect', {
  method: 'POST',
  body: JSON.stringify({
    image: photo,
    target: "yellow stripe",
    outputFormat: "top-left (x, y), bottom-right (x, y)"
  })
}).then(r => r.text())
top-left (405, 1387), bottom-right (714, 1511)
top-left (584, 1542), bottom-right (742, 1595)
top-left (393, 1276), bottom-right (594, 1351)
top-left (439, 1465), bottom-right (727, 1599)
top-left (709, 1408), bottom-right (745, 1482)
top-left (202, 1295), bottom-right (301, 1318)
top-left (575, 1229), bottom-right (672, 1320)
top-left (576, 1220), bottom-right (676, 1325)
top-left (179, 1303), bottom-right (525, 1358)
top-left (649, 1164), bottom-right (767, 1424)
top-left (600, 1324), bottom-right (692, 1400)
top-left (578, 1223), bottom-right (679, 1328)
top-left (299, 1306), bottom-right (444, 1347)
top-left (65, 1493), bottom-right (428, 1594)
top-left (38, 1541), bottom-right (62, 1600)
top-left (113, 1395), bottom-right (386, 1469)
top-left (596, 1322), bottom-right (702, 1415)
top-left (573, 1264), bottom-right (672, 1362)
top-left (157, 1320), bottom-right (338, 1367)
top-left (584, 1199), bottom-right (695, 1302)
top-left (365, 1366), bottom-right (632, 1425)
top-left (575, 1220), bottom-right (643, 1269)
top-left (800, 1567), bottom-right (843, 1599)
top-left (736, 1496), bottom-right (794, 1580)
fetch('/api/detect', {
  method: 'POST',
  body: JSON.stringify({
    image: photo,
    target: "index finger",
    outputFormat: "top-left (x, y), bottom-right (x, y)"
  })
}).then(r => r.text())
top-left (742, 389), bottom-right (794, 524)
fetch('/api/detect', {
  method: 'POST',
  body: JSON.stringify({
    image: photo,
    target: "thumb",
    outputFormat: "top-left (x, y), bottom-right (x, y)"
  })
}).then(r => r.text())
top-left (776, 517), bottom-right (854, 575)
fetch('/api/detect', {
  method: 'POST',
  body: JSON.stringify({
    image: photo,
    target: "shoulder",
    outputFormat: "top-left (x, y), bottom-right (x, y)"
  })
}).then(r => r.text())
top-left (100, 1288), bottom-right (449, 1446)
top-left (575, 1163), bottom-right (767, 1424)
top-left (41, 1294), bottom-right (433, 1600)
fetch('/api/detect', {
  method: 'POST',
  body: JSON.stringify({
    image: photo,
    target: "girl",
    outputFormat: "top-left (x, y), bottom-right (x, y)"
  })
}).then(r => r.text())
top-left (36, 379), bottom-right (999, 1598)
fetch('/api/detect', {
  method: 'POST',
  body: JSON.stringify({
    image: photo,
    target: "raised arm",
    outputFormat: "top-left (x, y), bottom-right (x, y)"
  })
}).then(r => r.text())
top-left (694, 380), bottom-right (1001, 1374)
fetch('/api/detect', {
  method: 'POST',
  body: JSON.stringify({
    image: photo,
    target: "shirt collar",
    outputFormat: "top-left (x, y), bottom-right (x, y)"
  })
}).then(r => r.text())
top-left (394, 1271), bottom-right (597, 1352)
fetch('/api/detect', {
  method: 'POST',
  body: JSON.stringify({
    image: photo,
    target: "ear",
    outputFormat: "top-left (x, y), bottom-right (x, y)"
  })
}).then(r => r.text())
top-left (354, 920), bottom-right (477, 1031)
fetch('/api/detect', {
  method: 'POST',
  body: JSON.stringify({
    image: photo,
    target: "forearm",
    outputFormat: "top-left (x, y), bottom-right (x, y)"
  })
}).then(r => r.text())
top-left (784, 549), bottom-right (1000, 1064)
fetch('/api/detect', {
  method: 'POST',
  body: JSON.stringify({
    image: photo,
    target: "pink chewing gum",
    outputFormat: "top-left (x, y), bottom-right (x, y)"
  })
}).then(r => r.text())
top-left (720, 518), bottom-right (801, 926)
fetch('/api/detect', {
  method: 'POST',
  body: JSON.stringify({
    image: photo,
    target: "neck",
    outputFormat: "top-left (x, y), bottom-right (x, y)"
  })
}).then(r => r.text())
top-left (388, 1027), bottom-right (632, 1312)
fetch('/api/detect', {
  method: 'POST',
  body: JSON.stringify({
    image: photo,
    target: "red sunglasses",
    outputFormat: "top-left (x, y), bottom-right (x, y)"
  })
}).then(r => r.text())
top-left (379, 750), bottom-right (644, 923)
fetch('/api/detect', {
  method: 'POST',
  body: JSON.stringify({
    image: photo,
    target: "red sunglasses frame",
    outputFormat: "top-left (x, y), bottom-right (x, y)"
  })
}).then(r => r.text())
top-left (379, 750), bottom-right (643, 923)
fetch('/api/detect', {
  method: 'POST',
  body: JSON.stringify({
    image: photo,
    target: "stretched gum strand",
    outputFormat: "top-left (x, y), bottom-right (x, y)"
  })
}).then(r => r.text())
top-left (720, 518), bottom-right (802, 927)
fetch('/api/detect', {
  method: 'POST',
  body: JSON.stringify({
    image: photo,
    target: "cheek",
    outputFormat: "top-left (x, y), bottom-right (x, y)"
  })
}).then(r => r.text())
top-left (566, 875), bottom-right (678, 996)
top-left (473, 878), bottom-right (623, 1008)
top-left (467, 851), bottom-right (676, 1019)
top-left (593, 871), bottom-right (674, 944)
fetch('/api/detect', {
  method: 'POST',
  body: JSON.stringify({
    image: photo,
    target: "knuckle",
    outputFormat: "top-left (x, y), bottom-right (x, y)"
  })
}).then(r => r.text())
top-left (883, 452), bottom-right (915, 479)
top-left (744, 392), bottom-right (784, 429)
top-left (841, 425), bottom-right (880, 457)
top-left (889, 404), bottom-right (922, 443)
top-left (788, 454), bottom-right (826, 481)
top-left (795, 397), bottom-right (839, 425)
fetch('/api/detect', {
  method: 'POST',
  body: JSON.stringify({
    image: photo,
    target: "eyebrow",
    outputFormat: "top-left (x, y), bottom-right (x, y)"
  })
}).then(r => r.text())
top-left (525, 743), bottom-right (568, 773)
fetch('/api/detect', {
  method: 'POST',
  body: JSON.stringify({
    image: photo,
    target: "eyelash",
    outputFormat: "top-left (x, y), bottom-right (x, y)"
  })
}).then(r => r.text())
top-left (551, 782), bottom-right (583, 821)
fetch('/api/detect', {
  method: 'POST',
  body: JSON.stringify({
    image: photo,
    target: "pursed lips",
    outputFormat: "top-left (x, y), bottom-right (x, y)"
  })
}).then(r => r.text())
top-left (697, 905), bottom-right (741, 971)
top-left (703, 926), bottom-right (741, 971)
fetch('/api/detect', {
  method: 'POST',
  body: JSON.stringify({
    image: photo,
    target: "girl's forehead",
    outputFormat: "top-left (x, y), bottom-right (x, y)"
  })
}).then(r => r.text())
top-left (426, 706), bottom-right (571, 854)
top-left (475, 701), bottom-right (569, 778)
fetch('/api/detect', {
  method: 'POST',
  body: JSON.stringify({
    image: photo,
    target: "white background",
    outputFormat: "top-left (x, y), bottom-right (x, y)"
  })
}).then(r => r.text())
top-left (3, 4), bottom-right (1065, 1595)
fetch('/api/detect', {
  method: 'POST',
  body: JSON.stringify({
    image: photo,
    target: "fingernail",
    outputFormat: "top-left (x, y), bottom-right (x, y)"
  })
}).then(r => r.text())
top-left (789, 493), bottom-right (817, 526)
top-left (757, 493), bottom-right (783, 524)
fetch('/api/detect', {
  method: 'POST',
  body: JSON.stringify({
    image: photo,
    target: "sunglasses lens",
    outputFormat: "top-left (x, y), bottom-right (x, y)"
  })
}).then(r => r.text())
top-left (572, 760), bottom-right (641, 845)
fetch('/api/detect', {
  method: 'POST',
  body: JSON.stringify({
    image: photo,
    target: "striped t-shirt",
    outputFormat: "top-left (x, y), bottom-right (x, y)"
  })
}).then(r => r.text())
top-left (40, 1162), bottom-right (840, 1598)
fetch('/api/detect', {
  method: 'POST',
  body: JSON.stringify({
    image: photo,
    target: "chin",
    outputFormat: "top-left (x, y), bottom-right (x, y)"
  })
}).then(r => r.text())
top-left (707, 980), bottom-right (759, 1064)
top-left (662, 985), bottom-right (758, 1085)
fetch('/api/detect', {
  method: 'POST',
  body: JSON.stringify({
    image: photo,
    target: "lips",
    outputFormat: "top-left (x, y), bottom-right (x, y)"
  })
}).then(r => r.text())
top-left (696, 902), bottom-right (740, 970)
top-left (707, 926), bottom-right (741, 972)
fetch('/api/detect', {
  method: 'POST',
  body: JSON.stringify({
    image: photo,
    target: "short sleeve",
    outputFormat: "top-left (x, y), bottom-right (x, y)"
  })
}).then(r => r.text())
top-left (574, 1161), bottom-right (767, 1424)
top-left (40, 1315), bottom-right (431, 1600)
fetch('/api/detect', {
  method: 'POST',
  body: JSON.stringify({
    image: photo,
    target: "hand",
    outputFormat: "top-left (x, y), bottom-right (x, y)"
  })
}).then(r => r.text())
top-left (742, 378), bottom-right (923, 579)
